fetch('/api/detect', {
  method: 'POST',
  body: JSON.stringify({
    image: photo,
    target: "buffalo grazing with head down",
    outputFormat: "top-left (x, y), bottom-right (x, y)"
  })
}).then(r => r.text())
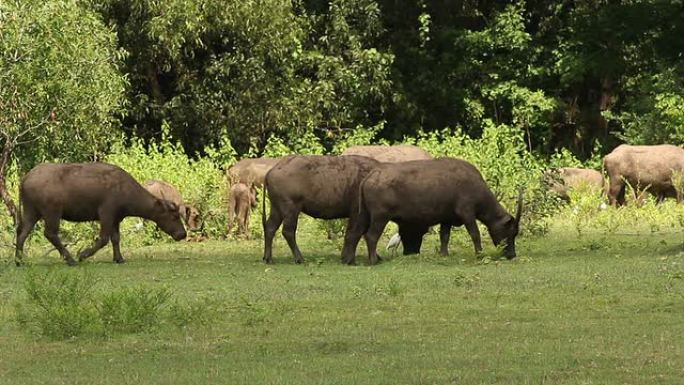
top-left (262, 155), bottom-right (380, 264)
top-left (143, 180), bottom-right (201, 231)
top-left (603, 144), bottom-right (684, 206)
top-left (355, 158), bottom-right (522, 264)
top-left (544, 167), bottom-right (604, 201)
top-left (15, 163), bottom-right (187, 266)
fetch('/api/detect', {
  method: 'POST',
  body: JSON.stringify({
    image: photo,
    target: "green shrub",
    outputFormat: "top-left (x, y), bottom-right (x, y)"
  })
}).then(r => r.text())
top-left (97, 286), bottom-right (172, 334)
top-left (16, 268), bottom-right (215, 340)
top-left (19, 269), bottom-right (100, 339)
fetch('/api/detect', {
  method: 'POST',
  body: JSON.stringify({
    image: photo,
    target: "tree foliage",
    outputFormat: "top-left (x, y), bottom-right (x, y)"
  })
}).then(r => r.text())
top-left (0, 0), bottom-right (127, 220)
top-left (4, 0), bottom-right (684, 164)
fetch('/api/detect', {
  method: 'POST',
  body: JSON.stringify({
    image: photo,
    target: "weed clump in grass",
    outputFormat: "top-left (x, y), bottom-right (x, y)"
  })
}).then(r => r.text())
top-left (15, 269), bottom-right (215, 340)
top-left (18, 269), bottom-right (99, 339)
top-left (97, 286), bottom-right (172, 334)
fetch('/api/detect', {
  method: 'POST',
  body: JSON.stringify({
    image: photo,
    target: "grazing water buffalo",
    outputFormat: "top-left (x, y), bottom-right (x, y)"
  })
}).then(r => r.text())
top-left (143, 180), bottom-right (201, 231)
top-left (341, 144), bottom-right (432, 163)
top-left (15, 163), bottom-right (187, 266)
top-left (227, 182), bottom-right (256, 237)
top-left (603, 144), bottom-right (684, 206)
top-left (342, 144), bottom-right (433, 247)
top-left (262, 155), bottom-right (380, 264)
top-left (356, 158), bottom-right (522, 264)
top-left (544, 167), bottom-right (604, 201)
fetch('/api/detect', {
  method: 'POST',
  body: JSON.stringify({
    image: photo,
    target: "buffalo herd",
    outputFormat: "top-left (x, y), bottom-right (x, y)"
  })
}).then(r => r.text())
top-left (13, 144), bottom-right (684, 266)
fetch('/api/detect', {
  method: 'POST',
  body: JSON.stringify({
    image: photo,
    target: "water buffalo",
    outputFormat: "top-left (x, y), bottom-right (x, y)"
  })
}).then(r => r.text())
top-left (226, 157), bottom-right (280, 235)
top-left (262, 155), bottom-right (380, 264)
top-left (143, 180), bottom-right (201, 231)
top-left (341, 144), bottom-right (432, 163)
top-left (356, 158), bottom-right (522, 264)
top-left (15, 163), bottom-right (187, 266)
top-left (227, 157), bottom-right (281, 188)
top-left (342, 144), bottom-right (433, 246)
top-left (227, 182), bottom-right (256, 237)
top-left (544, 167), bottom-right (604, 201)
top-left (603, 144), bottom-right (684, 206)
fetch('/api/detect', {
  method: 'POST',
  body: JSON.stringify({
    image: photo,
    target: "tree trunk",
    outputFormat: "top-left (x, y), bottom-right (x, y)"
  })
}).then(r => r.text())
top-left (0, 141), bottom-right (18, 226)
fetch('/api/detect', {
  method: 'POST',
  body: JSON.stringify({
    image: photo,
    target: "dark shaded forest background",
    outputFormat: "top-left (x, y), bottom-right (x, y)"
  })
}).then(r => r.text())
top-left (3, 0), bottom-right (684, 164)
top-left (100, 0), bottom-right (684, 156)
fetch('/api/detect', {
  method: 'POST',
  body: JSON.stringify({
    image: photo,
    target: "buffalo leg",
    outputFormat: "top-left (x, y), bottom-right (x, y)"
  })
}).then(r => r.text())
top-left (607, 179), bottom-right (624, 206)
top-left (439, 224), bottom-right (451, 256)
top-left (263, 208), bottom-right (283, 264)
top-left (111, 221), bottom-right (124, 264)
top-left (78, 218), bottom-right (112, 261)
top-left (43, 216), bottom-right (77, 266)
top-left (14, 206), bottom-right (40, 266)
top-left (398, 223), bottom-right (427, 255)
top-left (464, 220), bottom-right (482, 255)
top-left (365, 217), bottom-right (389, 265)
top-left (281, 214), bottom-right (304, 264)
top-left (341, 215), bottom-right (368, 265)
top-left (237, 200), bottom-right (250, 238)
top-left (226, 193), bottom-right (237, 235)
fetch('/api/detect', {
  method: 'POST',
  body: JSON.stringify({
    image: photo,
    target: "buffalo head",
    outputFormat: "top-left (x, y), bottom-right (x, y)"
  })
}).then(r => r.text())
top-left (489, 190), bottom-right (523, 259)
top-left (154, 199), bottom-right (187, 241)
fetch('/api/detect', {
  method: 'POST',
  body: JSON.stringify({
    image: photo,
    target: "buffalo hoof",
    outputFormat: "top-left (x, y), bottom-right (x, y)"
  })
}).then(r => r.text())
top-left (65, 258), bottom-right (78, 267)
top-left (114, 258), bottom-right (126, 264)
top-left (342, 258), bottom-right (356, 266)
top-left (263, 257), bottom-right (274, 265)
top-left (294, 258), bottom-right (304, 264)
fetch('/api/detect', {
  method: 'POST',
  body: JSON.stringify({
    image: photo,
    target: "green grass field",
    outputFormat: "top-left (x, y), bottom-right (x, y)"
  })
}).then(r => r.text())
top-left (1, 218), bottom-right (683, 385)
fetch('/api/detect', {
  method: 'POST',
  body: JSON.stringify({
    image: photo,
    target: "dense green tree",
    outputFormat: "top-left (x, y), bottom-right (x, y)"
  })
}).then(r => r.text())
top-left (0, 0), bottom-right (127, 222)
top-left (92, 0), bottom-right (393, 155)
top-left (5, 0), bottom-right (684, 169)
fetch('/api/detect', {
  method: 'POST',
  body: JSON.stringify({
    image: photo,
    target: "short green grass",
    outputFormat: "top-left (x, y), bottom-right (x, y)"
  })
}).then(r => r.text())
top-left (1, 221), bottom-right (684, 385)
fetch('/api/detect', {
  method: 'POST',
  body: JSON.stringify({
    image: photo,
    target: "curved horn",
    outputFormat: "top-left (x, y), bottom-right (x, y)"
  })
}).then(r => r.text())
top-left (515, 187), bottom-right (524, 224)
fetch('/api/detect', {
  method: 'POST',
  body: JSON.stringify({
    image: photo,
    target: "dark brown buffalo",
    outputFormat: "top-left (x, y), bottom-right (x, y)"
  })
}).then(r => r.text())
top-left (356, 158), bottom-right (522, 264)
top-left (227, 182), bottom-right (255, 237)
top-left (262, 155), bottom-right (380, 264)
top-left (143, 180), bottom-right (201, 231)
top-left (342, 144), bottom-right (433, 246)
top-left (15, 163), bottom-right (187, 266)
top-left (604, 144), bottom-right (684, 206)
top-left (341, 144), bottom-right (433, 162)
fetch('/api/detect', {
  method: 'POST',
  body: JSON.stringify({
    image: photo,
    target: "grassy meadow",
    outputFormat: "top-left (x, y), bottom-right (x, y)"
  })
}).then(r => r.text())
top-left (1, 204), bottom-right (683, 385)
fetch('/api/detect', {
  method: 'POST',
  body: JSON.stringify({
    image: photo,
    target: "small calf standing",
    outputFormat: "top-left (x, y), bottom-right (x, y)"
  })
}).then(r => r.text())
top-left (15, 163), bottom-right (187, 266)
top-left (227, 182), bottom-right (255, 237)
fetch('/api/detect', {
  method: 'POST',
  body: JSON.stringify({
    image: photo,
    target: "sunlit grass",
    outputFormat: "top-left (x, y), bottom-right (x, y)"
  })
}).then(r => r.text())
top-left (0, 210), bottom-right (683, 384)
